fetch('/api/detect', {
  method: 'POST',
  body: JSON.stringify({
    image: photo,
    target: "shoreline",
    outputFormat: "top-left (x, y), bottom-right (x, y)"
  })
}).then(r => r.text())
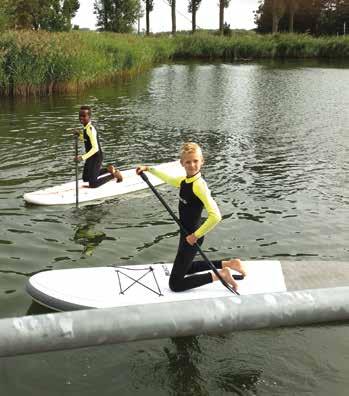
top-left (1, 30), bottom-right (349, 97)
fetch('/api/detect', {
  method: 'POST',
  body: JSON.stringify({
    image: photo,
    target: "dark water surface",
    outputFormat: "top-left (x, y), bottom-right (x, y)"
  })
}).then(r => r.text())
top-left (0, 61), bottom-right (348, 395)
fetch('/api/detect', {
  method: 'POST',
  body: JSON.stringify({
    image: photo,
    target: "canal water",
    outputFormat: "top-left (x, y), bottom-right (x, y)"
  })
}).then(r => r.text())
top-left (0, 61), bottom-right (348, 395)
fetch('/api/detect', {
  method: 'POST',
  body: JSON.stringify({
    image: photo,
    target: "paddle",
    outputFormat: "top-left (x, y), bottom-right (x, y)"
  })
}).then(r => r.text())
top-left (74, 132), bottom-right (79, 207)
top-left (138, 171), bottom-right (240, 296)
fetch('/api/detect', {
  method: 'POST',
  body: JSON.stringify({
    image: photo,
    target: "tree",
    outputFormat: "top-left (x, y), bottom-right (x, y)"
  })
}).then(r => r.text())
top-left (62, 0), bottom-right (80, 29)
top-left (142, 0), bottom-right (154, 35)
top-left (254, 0), bottom-right (270, 33)
top-left (3, 0), bottom-right (80, 31)
top-left (285, 0), bottom-right (300, 32)
top-left (255, 0), bottom-right (287, 33)
top-left (40, 0), bottom-right (80, 31)
top-left (291, 0), bottom-right (349, 35)
top-left (336, 0), bottom-right (349, 34)
top-left (188, 0), bottom-right (202, 33)
top-left (0, 0), bottom-right (13, 30)
top-left (321, 0), bottom-right (349, 35)
top-left (219, 0), bottom-right (231, 35)
top-left (94, 0), bottom-right (142, 33)
top-left (167, 0), bottom-right (176, 34)
top-left (271, 0), bottom-right (286, 33)
top-left (12, 0), bottom-right (37, 29)
top-left (254, 0), bottom-right (349, 35)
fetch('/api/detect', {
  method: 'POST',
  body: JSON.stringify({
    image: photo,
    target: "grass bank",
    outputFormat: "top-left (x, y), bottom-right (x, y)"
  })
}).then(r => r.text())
top-left (1, 31), bottom-right (349, 96)
top-left (174, 32), bottom-right (349, 60)
top-left (0, 30), bottom-right (176, 96)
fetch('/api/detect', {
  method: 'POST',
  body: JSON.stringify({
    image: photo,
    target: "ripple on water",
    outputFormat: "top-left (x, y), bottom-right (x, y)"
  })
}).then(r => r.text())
top-left (0, 61), bottom-right (349, 395)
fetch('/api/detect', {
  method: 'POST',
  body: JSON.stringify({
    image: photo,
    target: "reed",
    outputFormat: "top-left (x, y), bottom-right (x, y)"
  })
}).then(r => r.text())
top-left (0, 30), bottom-right (176, 96)
top-left (173, 32), bottom-right (349, 60)
top-left (1, 30), bottom-right (349, 97)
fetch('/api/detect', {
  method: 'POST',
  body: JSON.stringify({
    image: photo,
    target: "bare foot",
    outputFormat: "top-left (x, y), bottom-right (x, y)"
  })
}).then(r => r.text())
top-left (212, 267), bottom-right (238, 290)
top-left (113, 168), bottom-right (123, 183)
top-left (107, 165), bottom-right (123, 183)
top-left (222, 259), bottom-right (246, 277)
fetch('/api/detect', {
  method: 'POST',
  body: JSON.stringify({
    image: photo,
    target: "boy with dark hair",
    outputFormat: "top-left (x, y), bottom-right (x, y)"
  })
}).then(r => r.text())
top-left (75, 106), bottom-right (123, 188)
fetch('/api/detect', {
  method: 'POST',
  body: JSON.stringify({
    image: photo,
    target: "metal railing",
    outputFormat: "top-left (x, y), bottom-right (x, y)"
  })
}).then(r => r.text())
top-left (1, 286), bottom-right (349, 358)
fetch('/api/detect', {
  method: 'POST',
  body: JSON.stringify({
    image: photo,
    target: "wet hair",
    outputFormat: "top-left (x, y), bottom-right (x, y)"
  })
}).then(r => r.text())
top-left (180, 142), bottom-right (203, 160)
top-left (80, 105), bottom-right (91, 116)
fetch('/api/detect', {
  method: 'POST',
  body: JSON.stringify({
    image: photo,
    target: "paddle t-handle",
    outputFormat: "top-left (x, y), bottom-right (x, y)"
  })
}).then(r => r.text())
top-left (139, 171), bottom-right (239, 295)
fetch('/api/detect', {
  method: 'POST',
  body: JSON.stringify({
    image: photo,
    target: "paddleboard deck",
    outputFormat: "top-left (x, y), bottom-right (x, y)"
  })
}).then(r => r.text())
top-left (23, 161), bottom-right (184, 206)
top-left (26, 261), bottom-right (287, 311)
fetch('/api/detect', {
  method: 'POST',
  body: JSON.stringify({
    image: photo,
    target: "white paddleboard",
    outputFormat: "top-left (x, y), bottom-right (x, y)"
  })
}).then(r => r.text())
top-left (26, 261), bottom-right (287, 311)
top-left (23, 161), bottom-right (184, 206)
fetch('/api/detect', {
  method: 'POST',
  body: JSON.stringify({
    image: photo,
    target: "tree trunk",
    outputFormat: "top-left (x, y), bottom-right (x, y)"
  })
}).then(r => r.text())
top-left (272, 13), bottom-right (279, 33)
top-left (192, 7), bottom-right (196, 33)
top-left (289, 10), bottom-right (294, 33)
top-left (146, 1), bottom-right (150, 35)
top-left (171, 0), bottom-right (176, 35)
top-left (219, 0), bottom-right (224, 35)
top-left (272, 0), bottom-right (286, 34)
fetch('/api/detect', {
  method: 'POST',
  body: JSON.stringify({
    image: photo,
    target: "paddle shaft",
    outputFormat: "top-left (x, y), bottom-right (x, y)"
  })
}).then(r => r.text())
top-left (74, 133), bottom-right (79, 207)
top-left (139, 171), bottom-right (239, 295)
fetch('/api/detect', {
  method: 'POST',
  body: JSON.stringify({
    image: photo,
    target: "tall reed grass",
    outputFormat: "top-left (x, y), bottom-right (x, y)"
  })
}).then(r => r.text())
top-left (173, 32), bottom-right (349, 60)
top-left (1, 30), bottom-right (348, 96)
top-left (0, 30), bottom-right (176, 96)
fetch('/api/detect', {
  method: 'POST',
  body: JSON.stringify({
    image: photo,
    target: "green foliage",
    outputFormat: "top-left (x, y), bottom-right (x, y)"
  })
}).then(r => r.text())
top-left (223, 22), bottom-right (231, 36)
top-left (188, 0), bottom-right (202, 13)
top-left (256, 0), bottom-right (349, 35)
top-left (0, 30), bottom-right (176, 96)
top-left (1, 30), bottom-right (349, 97)
top-left (142, 0), bottom-right (154, 12)
top-left (0, 0), bottom-right (79, 31)
top-left (94, 0), bottom-right (142, 33)
top-left (0, 1), bottom-right (12, 31)
top-left (172, 31), bottom-right (349, 60)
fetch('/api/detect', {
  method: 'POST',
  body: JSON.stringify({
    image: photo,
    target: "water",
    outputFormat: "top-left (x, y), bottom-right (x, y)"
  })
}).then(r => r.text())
top-left (0, 60), bottom-right (348, 395)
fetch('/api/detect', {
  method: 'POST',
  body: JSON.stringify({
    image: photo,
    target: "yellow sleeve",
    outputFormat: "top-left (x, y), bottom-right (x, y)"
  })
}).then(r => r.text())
top-left (81, 125), bottom-right (99, 161)
top-left (192, 178), bottom-right (222, 238)
top-left (148, 166), bottom-right (184, 188)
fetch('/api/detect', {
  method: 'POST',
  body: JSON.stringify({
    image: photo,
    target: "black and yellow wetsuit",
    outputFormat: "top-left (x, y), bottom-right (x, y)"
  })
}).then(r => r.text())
top-left (148, 166), bottom-right (223, 292)
top-left (81, 122), bottom-right (113, 188)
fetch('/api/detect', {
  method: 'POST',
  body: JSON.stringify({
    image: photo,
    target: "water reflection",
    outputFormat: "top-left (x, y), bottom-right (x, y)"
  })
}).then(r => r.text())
top-left (1, 60), bottom-right (349, 395)
top-left (215, 368), bottom-right (261, 395)
top-left (73, 206), bottom-right (114, 258)
top-left (26, 301), bottom-right (52, 315)
top-left (74, 224), bottom-right (107, 257)
top-left (164, 336), bottom-right (262, 396)
top-left (164, 337), bottom-right (208, 396)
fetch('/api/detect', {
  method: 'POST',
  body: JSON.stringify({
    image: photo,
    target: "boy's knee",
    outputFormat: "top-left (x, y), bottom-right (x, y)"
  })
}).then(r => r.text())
top-left (169, 276), bottom-right (183, 292)
top-left (88, 181), bottom-right (98, 188)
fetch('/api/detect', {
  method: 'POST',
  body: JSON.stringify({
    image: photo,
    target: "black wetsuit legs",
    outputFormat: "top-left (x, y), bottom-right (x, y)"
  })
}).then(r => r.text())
top-left (186, 259), bottom-right (222, 274)
top-left (83, 155), bottom-right (113, 188)
top-left (169, 235), bottom-right (223, 292)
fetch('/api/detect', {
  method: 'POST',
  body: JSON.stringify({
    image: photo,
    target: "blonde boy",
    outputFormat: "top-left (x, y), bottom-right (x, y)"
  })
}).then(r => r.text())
top-left (137, 143), bottom-right (245, 292)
